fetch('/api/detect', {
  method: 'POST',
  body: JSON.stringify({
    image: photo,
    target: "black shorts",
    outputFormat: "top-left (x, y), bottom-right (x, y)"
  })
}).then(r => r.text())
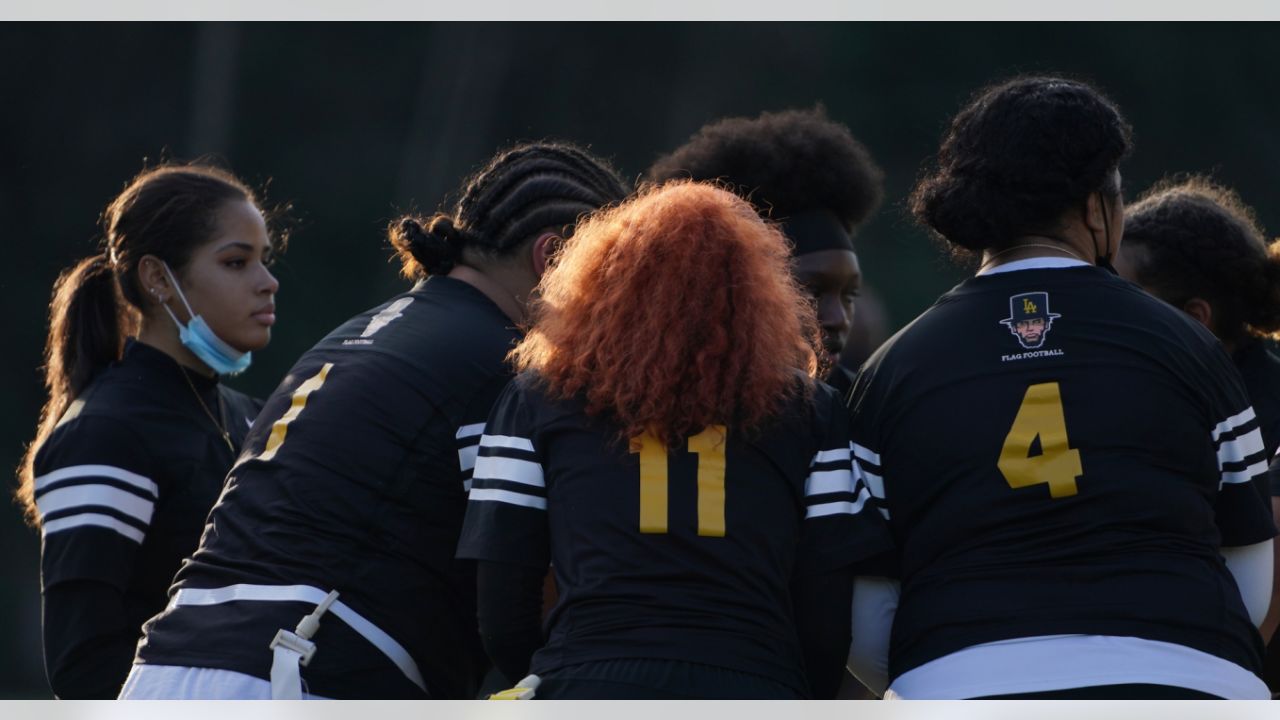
top-left (975, 684), bottom-right (1222, 700)
top-left (535, 658), bottom-right (802, 699)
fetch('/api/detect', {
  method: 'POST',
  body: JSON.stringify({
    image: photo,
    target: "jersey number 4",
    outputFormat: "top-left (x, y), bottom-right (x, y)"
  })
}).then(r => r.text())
top-left (998, 382), bottom-right (1081, 498)
top-left (630, 426), bottom-right (726, 537)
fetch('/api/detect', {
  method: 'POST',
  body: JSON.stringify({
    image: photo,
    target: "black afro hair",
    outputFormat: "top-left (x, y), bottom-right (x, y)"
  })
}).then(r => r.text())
top-left (646, 106), bottom-right (884, 230)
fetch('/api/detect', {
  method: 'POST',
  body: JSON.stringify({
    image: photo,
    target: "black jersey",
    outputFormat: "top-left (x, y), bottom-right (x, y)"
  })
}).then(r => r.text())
top-left (33, 339), bottom-right (261, 698)
top-left (134, 277), bottom-right (520, 699)
top-left (1234, 340), bottom-right (1280, 496)
top-left (456, 375), bottom-right (892, 695)
top-left (847, 264), bottom-right (1276, 684)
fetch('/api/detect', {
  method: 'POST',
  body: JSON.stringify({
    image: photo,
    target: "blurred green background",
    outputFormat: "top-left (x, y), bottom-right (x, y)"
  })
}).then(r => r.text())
top-left (2, 22), bottom-right (1277, 697)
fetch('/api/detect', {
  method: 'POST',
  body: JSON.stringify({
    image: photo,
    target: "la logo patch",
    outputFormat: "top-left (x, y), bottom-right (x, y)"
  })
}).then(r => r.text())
top-left (1000, 292), bottom-right (1061, 349)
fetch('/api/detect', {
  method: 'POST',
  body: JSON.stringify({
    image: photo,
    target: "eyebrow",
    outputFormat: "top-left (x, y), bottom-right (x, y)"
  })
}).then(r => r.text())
top-left (215, 241), bottom-right (257, 253)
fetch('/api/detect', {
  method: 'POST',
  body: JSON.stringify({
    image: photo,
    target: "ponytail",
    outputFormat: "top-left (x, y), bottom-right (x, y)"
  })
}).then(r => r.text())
top-left (17, 252), bottom-right (131, 526)
top-left (387, 213), bottom-right (468, 278)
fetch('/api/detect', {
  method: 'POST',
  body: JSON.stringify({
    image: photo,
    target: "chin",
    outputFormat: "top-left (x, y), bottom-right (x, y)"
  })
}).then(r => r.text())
top-left (231, 328), bottom-right (272, 353)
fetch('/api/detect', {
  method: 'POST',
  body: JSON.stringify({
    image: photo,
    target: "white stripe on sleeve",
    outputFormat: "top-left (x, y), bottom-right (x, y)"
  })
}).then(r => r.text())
top-left (42, 512), bottom-right (146, 543)
top-left (1213, 407), bottom-right (1257, 443)
top-left (455, 423), bottom-right (485, 440)
top-left (479, 434), bottom-right (535, 452)
top-left (805, 486), bottom-right (872, 519)
top-left (806, 468), bottom-right (855, 497)
top-left (472, 455), bottom-right (545, 488)
top-left (1222, 461), bottom-right (1270, 487)
top-left (468, 488), bottom-right (547, 510)
top-left (37, 484), bottom-right (154, 526)
top-left (1218, 428), bottom-right (1266, 467)
top-left (34, 464), bottom-right (158, 497)
top-left (457, 444), bottom-right (479, 473)
top-left (810, 447), bottom-right (852, 466)
top-left (852, 442), bottom-right (881, 467)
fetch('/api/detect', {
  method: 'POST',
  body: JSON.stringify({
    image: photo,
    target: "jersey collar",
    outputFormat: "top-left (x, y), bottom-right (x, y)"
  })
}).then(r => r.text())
top-left (977, 257), bottom-right (1091, 276)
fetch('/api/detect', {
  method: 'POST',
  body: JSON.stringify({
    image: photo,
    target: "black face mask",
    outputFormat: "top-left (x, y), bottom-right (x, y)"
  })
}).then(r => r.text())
top-left (1087, 193), bottom-right (1119, 276)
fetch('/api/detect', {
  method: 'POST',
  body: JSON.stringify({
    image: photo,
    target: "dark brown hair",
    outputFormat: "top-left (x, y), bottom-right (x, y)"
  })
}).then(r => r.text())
top-left (1124, 175), bottom-right (1280, 345)
top-left (17, 162), bottom-right (268, 525)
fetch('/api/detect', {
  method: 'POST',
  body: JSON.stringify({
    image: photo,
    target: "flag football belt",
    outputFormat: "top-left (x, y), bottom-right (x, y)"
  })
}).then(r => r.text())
top-left (169, 583), bottom-right (427, 698)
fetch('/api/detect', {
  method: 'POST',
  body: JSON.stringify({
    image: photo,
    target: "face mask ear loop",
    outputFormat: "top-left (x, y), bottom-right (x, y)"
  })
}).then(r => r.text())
top-left (160, 261), bottom-right (198, 325)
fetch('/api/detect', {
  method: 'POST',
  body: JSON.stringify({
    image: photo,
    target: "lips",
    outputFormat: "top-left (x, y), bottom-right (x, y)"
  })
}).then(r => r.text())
top-left (252, 305), bottom-right (276, 327)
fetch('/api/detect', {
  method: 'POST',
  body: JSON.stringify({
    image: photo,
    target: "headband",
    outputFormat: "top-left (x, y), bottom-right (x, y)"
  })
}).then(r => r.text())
top-left (779, 210), bottom-right (855, 256)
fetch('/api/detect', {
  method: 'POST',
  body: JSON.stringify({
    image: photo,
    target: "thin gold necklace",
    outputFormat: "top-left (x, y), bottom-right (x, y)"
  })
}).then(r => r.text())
top-left (179, 367), bottom-right (234, 452)
top-left (979, 242), bottom-right (1088, 272)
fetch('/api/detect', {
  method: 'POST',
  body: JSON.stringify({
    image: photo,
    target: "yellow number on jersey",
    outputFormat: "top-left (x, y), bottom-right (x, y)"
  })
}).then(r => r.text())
top-left (998, 382), bottom-right (1081, 498)
top-left (630, 425), bottom-right (727, 537)
top-left (257, 363), bottom-right (333, 462)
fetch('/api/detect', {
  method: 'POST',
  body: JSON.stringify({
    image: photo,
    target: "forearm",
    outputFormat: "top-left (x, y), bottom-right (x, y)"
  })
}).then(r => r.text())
top-left (476, 560), bottom-right (546, 685)
top-left (43, 580), bottom-right (139, 699)
top-left (792, 566), bottom-right (855, 699)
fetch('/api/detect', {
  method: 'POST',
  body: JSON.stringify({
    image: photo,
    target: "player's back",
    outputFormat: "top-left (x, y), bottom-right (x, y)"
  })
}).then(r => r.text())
top-left (136, 277), bottom-right (520, 698)
top-left (461, 375), bottom-right (888, 696)
top-left (850, 264), bottom-right (1274, 682)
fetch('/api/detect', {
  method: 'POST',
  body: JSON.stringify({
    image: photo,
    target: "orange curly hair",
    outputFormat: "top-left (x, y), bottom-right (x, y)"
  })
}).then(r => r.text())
top-left (511, 180), bottom-right (821, 447)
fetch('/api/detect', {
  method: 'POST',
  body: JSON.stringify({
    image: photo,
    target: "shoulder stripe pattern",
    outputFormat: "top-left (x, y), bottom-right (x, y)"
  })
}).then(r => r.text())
top-left (804, 445), bottom-right (871, 519)
top-left (33, 465), bottom-right (157, 543)
top-left (456, 424), bottom-right (486, 491)
top-left (468, 434), bottom-right (546, 511)
top-left (852, 442), bottom-right (889, 519)
top-left (1213, 407), bottom-right (1269, 488)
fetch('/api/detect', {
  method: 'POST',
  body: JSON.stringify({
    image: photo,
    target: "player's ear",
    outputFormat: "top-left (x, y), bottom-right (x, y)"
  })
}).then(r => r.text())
top-left (1182, 297), bottom-right (1214, 333)
top-left (531, 232), bottom-right (562, 278)
top-left (1082, 191), bottom-right (1108, 234)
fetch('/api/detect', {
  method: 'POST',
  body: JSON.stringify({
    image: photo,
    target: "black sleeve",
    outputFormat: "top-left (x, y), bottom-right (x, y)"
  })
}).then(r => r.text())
top-left (457, 381), bottom-right (550, 568)
top-left (476, 560), bottom-right (545, 686)
top-left (42, 579), bottom-right (138, 699)
top-left (791, 564), bottom-right (855, 699)
top-left (795, 386), bottom-right (894, 576)
top-left (1200, 348), bottom-right (1277, 546)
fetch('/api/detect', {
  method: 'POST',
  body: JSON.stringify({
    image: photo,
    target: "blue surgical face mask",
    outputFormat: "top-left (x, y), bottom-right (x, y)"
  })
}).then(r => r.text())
top-left (159, 262), bottom-right (253, 376)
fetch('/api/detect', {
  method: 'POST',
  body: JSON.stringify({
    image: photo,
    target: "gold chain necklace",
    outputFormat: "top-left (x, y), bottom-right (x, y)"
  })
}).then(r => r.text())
top-left (179, 367), bottom-right (234, 452)
top-left (978, 242), bottom-right (1088, 272)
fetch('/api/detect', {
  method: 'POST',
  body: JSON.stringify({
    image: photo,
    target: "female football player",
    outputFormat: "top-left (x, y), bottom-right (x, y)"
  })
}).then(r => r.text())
top-left (18, 163), bottom-right (281, 698)
top-left (845, 76), bottom-right (1274, 699)
top-left (457, 181), bottom-right (893, 699)
top-left (119, 142), bottom-right (629, 700)
top-left (646, 107), bottom-right (883, 398)
top-left (1116, 176), bottom-right (1280, 682)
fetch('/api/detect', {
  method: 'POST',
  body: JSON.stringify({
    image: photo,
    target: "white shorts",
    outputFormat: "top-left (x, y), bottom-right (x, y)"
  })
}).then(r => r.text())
top-left (119, 663), bottom-right (331, 700)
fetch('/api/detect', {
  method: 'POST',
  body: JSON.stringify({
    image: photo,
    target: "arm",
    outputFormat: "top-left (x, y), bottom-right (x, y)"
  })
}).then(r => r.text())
top-left (43, 580), bottom-right (139, 698)
top-left (1222, 538), bottom-right (1274, 629)
top-left (476, 560), bottom-right (546, 686)
top-left (846, 575), bottom-right (899, 698)
top-left (32, 416), bottom-right (157, 699)
top-left (791, 565), bottom-right (855, 699)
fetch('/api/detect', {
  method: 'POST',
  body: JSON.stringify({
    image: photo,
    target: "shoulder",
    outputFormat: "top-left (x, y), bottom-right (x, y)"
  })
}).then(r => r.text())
top-left (34, 401), bottom-right (154, 480)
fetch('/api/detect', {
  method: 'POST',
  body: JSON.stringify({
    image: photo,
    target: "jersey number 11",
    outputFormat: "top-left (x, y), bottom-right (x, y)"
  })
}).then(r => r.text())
top-left (630, 426), bottom-right (727, 537)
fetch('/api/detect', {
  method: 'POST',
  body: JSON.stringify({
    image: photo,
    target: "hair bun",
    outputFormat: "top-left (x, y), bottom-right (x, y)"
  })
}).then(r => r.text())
top-left (388, 213), bottom-right (462, 277)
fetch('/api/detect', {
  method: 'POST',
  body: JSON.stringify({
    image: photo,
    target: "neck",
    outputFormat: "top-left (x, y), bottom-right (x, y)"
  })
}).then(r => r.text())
top-left (447, 263), bottom-right (532, 325)
top-left (136, 315), bottom-right (216, 378)
top-left (980, 234), bottom-right (1093, 272)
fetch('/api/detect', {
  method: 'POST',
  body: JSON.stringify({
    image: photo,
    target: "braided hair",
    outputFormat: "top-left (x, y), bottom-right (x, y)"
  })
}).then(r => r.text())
top-left (389, 142), bottom-right (630, 277)
top-left (1124, 176), bottom-right (1280, 345)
